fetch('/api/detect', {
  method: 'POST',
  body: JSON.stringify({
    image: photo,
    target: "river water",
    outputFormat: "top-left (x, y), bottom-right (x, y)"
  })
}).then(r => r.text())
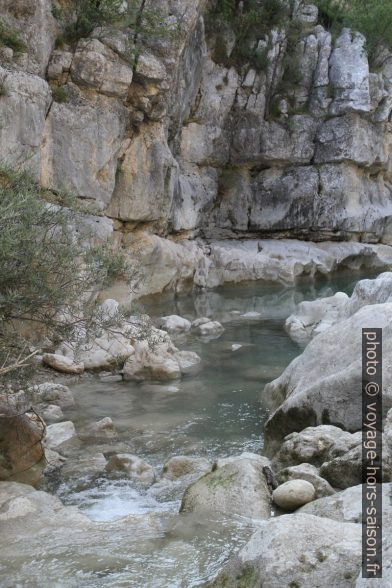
top-left (0, 272), bottom-right (377, 587)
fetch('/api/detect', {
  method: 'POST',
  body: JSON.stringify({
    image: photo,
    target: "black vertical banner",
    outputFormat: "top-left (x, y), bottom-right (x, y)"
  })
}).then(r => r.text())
top-left (362, 328), bottom-right (382, 578)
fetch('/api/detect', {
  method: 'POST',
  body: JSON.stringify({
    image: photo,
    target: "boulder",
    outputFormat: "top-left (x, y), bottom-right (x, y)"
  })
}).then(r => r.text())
top-left (271, 425), bottom-right (362, 471)
top-left (55, 300), bottom-right (135, 371)
top-left (162, 456), bottom-right (211, 481)
top-left (106, 453), bottom-right (156, 485)
top-left (174, 351), bottom-right (201, 374)
top-left (208, 514), bottom-right (361, 587)
top-left (277, 463), bottom-right (335, 498)
top-left (28, 382), bottom-right (74, 408)
top-left (123, 350), bottom-right (181, 382)
top-left (158, 315), bottom-right (192, 334)
top-left (59, 331), bottom-right (135, 371)
top-left (285, 291), bottom-right (349, 345)
top-left (0, 481), bottom-right (91, 532)
top-left (264, 303), bottom-right (392, 456)
top-left (42, 353), bottom-right (84, 374)
top-left (122, 333), bottom-right (200, 381)
top-left (191, 317), bottom-right (211, 328)
top-left (0, 408), bottom-right (45, 484)
top-left (299, 484), bottom-right (392, 524)
top-left (272, 479), bottom-right (316, 511)
top-left (60, 452), bottom-right (107, 481)
top-left (286, 272), bottom-right (392, 344)
top-left (180, 455), bottom-right (271, 519)
top-left (44, 421), bottom-right (78, 451)
top-left (214, 452), bottom-right (271, 470)
top-left (195, 321), bottom-right (224, 337)
top-left (41, 404), bottom-right (63, 423)
top-left (79, 417), bottom-right (118, 441)
top-left (319, 444), bottom-right (363, 489)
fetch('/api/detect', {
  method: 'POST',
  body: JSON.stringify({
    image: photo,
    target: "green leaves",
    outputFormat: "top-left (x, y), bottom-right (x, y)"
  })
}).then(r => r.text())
top-left (206, 0), bottom-right (289, 71)
top-left (0, 166), bottom-right (136, 387)
top-left (0, 20), bottom-right (26, 55)
top-left (64, 0), bottom-right (125, 42)
top-left (316, 0), bottom-right (392, 62)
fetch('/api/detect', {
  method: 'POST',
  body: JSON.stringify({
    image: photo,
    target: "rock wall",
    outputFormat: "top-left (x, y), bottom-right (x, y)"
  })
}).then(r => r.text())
top-left (2, 0), bottom-right (392, 296)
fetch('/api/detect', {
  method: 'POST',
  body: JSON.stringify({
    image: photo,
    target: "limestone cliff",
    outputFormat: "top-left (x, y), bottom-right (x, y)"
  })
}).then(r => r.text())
top-left (2, 0), bottom-right (392, 296)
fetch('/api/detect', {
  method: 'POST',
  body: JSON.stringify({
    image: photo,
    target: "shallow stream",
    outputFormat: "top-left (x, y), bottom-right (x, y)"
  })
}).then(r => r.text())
top-left (1, 271), bottom-right (378, 587)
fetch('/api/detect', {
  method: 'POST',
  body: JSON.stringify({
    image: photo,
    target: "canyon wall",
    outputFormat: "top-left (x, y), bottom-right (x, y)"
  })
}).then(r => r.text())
top-left (2, 0), bottom-right (392, 296)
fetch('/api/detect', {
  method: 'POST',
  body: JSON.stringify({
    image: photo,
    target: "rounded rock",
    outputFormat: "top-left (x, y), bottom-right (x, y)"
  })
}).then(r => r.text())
top-left (272, 479), bottom-right (315, 511)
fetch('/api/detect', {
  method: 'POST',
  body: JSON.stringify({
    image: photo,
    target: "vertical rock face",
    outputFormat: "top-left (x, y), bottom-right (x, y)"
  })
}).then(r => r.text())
top-left (107, 122), bottom-right (178, 222)
top-left (0, 0), bottom-right (58, 76)
top-left (1, 1), bottom-right (392, 295)
top-left (41, 95), bottom-right (128, 206)
top-left (0, 66), bottom-right (51, 178)
top-left (329, 29), bottom-right (370, 115)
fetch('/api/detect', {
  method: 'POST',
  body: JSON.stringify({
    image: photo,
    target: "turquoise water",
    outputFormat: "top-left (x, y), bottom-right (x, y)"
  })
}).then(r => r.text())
top-left (1, 272), bottom-right (374, 588)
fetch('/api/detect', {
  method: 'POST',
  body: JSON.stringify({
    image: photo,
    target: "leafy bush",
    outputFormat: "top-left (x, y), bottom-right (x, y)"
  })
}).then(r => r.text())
top-left (347, 0), bottom-right (392, 60)
top-left (315, 0), bottom-right (392, 61)
top-left (206, 0), bottom-right (289, 71)
top-left (0, 20), bottom-right (26, 55)
top-left (65, 0), bottom-right (125, 42)
top-left (0, 166), bottom-right (136, 386)
top-left (51, 84), bottom-right (69, 103)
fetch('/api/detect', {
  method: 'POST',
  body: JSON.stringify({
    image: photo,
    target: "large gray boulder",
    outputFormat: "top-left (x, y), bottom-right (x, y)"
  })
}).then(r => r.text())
top-left (264, 303), bottom-right (392, 456)
top-left (208, 514), bottom-right (361, 587)
top-left (180, 454), bottom-right (271, 519)
top-left (162, 456), bottom-right (211, 480)
top-left (271, 425), bottom-right (361, 470)
top-left (299, 483), bottom-right (392, 524)
top-left (28, 382), bottom-right (75, 408)
top-left (0, 408), bottom-right (45, 485)
top-left (286, 272), bottom-right (392, 345)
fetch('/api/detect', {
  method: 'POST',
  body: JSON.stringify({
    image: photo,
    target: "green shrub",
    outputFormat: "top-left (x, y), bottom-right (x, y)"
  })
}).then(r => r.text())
top-left (205, 0), bottom-right (289, 71)
top-left (315, 0), bottom-right (392, 61)
top-left (0, 166), bottom-right (136, 386)
top-left (51, 84), bottom-right (69, 103)
top-left (268, 98), bottom-right (282, 120)
top-left (252, 46), bottom-right (270, 72)
top-left (281, 53), bottom-right (302, 86)
top-left (0, 21), bottom-right (26, 55)
top-left (54, 35), bottom-right (65, 49)
top-left (64, 0), bottom-right (125, 43)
